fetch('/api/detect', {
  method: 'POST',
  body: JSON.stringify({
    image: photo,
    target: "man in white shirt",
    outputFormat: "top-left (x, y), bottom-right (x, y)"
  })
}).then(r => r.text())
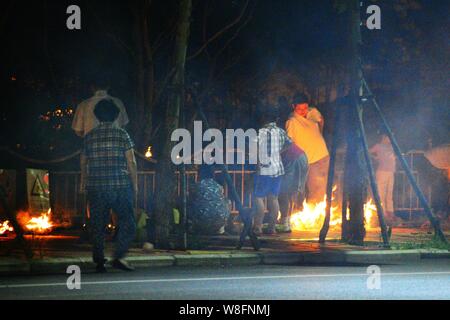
top-left (72, 78), bottom-right (129, 137)
top-left (253, 106), bottom-right (291, 235)
top-left (72, 77), bottom-right (130, 250)
top-left (370, 134), bottom-right (397, 226)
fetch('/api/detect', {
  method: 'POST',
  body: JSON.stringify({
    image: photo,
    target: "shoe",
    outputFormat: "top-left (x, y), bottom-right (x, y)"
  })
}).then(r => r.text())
top-left (277, 224), bottom-right (292, 233)
top-left (112, 259), bottom-right (135, 271)
top-left (263, 228), bottom-right (277, 235)
top-left (387, 226), bottom-right (392, 240)
top-left (217, 226), bottom-right (225, 235)
top-left (253, 227), bottom-right (262, 236)
top-left (95, 258), bottom-right (108, 273)
top-left (250, 232), bottom-right (260, 251)
top-left (142, 242), bottom-right (155, 252)
top-left (96, 263), bottom-right (107, 273)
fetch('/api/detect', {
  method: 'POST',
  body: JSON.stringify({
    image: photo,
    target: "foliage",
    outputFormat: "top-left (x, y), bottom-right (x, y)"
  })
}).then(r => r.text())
top-left (390, 238), bottom-right (450, 251)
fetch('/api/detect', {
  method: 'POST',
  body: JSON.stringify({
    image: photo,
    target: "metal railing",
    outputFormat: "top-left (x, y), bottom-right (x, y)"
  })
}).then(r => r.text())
top-left (50, 167), bottom-right (432, 225)
top-left (393, 151), bottom-right (433, 219)
top-left (50, 169), bottom-right (254, 220)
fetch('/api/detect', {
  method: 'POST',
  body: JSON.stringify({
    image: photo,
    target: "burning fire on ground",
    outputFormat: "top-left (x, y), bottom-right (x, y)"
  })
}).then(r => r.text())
top-left (290, 186), bottom-right (378, 231)
top-left (2, 209), bottom-right (55, 235)
top-left (0, 220), bottom-right (14, 235)
top-left (23, 209), bottom-right (54, 233)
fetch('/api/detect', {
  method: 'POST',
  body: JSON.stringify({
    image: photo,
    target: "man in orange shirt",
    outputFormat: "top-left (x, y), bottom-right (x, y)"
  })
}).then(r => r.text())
top-left (285, 93), bottom-right (329, 203)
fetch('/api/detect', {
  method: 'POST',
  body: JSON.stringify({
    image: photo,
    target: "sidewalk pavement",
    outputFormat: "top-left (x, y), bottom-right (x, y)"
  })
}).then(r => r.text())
top-left (0, 228), bottom-right (448, 276)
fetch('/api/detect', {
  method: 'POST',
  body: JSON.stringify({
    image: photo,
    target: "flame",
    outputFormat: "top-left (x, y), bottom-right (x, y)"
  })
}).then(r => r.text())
top-left (17, 209), bottom-right (54, 234)
top-left (25, 209), bottom-right (53, 233)
top-left (0, 220), bottom-right (14, 235)
top-left (290, 186), bottom-right (379, 231)
top-left (145, 146), bottom-right (153, 158)
top-left (363, 199), bottom-right (378, 229)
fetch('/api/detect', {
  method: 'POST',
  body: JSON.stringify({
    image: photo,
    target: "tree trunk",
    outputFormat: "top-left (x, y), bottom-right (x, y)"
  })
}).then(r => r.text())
top-left (141, 0), bottom-right (155, 149)
top-left (132, 0), bottom-right (155, 150)
top-left (132, 2), bottom-right (146, 147)
top-left (344, 0), bottom-right (366, 245)
top-left (344, 104), bottom-right (367, 245)
top-left (153, 0), bottom-right (192, 249)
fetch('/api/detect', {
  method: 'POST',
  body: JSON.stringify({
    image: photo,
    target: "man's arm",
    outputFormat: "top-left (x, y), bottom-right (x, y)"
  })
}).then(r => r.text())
top-left (72, 102), bottom-right (85, 137)
top-left (114, 98), bottom-right (130, 128)
top-left (318, 117), bottom-right (324, 133)
top-left (80, 153), bottom-right (87, 193)
top-left (285, 119), bottom-right (297, 143)
top-left (369, 144), bottom-right (380, 161)
top-left (308, 108), bottom-right (324, 133)
top-left (126, 149), bottom-right (138, 193)
top-left (279, 128), bottom-right (292, 153)
top-left (258, 129), bottom-right (270, 167)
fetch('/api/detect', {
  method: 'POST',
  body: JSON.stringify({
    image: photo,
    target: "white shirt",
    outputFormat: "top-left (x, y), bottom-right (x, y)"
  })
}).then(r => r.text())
top-left (71, 90), bottom-right (129, 137)
top-left (258, 122), bottom-right (290, 177)
top-left (370, 142), bottom-right (396, 172)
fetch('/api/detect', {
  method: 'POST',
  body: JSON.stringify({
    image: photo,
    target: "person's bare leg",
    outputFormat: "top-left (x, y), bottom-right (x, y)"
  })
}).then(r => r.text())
top-left (307, 156), bottom-right (329, 203)
top-left (386, 172), bottom-right (396, 223)
top-left (306, 162), bottom-right (320, 203)
top-left (377, 171), bottom-right (393, 226)
top-left (267, 194), bottom-right (280, 233)
top-left (279, 193), bottom-right (289, 224)
top-left (253, 197), bottom-right (265, 233)
top-left (288, 192), bottom-right (297, 222)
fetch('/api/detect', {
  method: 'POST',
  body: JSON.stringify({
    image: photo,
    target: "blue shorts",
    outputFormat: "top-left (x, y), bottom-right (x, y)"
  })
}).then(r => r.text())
top-left (253, 175), bottom-right (282, 198)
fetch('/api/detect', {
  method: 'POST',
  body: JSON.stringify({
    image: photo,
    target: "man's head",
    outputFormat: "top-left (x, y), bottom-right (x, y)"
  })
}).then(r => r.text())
top-left (94, 99), bottom-right (119, 123)
top-left (292, 93), bottom-right (309, 118)
top-left (381, 134), bottom-right (390, 145)
top-left (259, 105), bottom-right (279, 125)
top-left (278, 96), bottom-right (289, 109)
top-left (199, 164), bottom-right (215, 180)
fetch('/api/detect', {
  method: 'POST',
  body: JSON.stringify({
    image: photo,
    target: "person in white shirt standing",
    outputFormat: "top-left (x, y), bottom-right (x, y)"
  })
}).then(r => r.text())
top-left (72, 76), bottom-right (129, 137)
top-left (72, 76), bottom-right (131, 249)
top-left (370, 134), bottom-right (398, 226)
top-left (253, 106), bottom-right (291, 235)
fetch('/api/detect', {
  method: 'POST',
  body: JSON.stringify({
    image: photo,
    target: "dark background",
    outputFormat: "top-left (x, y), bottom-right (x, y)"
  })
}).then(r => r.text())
top-left (0, 0), bottom-right (448, 164)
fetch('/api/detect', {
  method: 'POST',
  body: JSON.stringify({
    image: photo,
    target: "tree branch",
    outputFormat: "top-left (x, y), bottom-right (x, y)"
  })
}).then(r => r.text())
top-left (0, 0), bottom-right (14, 38)
top-left (88, 2), bottom-right (137, 59)
top-left (213, 0), bottom-right (256, 60)
top-left (187, 0), bottom-right (250, 60)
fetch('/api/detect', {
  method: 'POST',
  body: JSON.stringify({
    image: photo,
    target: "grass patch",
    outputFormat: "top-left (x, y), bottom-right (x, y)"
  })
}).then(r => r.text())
top-left (390, 237), bottom-right (450, 251)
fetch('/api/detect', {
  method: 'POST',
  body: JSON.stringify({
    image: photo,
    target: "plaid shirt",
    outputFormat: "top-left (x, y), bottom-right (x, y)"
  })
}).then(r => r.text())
top-left (258, 122), bottom-right (291, 177)
top-left (83, 122), bottom-right (134, 190)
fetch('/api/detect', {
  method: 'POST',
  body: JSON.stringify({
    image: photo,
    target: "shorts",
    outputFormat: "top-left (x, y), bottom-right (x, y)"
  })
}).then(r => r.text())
top-left (253, 175), bottom-right (282, 198)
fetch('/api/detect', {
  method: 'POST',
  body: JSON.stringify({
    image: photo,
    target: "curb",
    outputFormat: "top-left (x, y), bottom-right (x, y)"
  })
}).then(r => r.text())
top-left (0, 250), bottom-right (448, 276)
top-left (344, 250), bottom-right (421, 264)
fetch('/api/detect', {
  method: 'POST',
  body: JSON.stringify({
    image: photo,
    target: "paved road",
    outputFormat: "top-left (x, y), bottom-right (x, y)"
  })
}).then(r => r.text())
top-left (0, 260), bottom-right (449, 300)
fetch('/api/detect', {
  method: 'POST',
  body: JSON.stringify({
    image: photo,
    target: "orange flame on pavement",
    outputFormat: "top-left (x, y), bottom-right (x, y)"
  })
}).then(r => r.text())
top-left (17, 209), bottom-right (54, 234)
top-left (290, 186), bottom-right (378, 231)
top-left (0, 220), bottom-right (14, 235)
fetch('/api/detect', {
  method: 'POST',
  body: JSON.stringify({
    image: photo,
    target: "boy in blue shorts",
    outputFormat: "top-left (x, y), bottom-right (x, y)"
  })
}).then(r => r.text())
top-left (253, 106), bottom-right (291, 235)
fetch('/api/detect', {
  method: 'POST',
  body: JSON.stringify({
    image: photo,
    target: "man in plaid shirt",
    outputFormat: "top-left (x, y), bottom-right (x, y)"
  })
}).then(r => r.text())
top-left (80, 99), bottom-right (137, 272)
top-left (253, 106), bottom-right (291, 235)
